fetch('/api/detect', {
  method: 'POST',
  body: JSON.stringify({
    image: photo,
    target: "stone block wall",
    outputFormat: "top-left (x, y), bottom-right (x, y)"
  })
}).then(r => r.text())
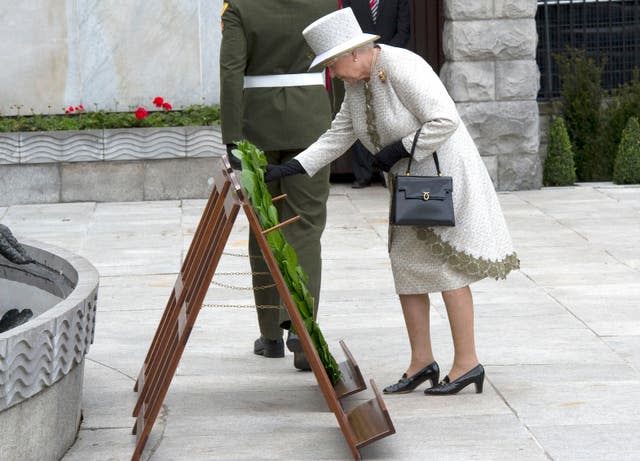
top-left (440, 0), bottom-right (541, 190)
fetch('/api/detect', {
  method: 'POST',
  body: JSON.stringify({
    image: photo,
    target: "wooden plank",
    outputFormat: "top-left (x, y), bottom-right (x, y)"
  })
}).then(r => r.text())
top-left (131, 157), bottom-right (240, 460)
top-left (261, 215), bottom-right (302, 234)
top-left (347, 379), bottom-right (396, 449)
top-left (132, 176), bottom-right (231, 417)
top-left (333, 340), bottom-right (367, 399)
top-left (132, 181), bottom-right (220, 397)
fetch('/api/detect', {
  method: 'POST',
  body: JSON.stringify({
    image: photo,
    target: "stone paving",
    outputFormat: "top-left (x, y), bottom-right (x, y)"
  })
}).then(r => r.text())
top-left (1, 182), bottom-right (639, 461)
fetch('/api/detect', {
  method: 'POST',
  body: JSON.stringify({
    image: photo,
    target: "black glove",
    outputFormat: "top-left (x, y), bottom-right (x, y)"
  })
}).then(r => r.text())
top-left (373, 139), bottom-right (410, 172)
top-left (226, 144), bottom-right (242, 170)
top-left (264, 159), bottom-right (305, 182)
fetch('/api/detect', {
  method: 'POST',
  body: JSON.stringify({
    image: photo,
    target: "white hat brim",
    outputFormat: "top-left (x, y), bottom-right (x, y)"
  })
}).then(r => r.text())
top-left (308, 33), bottom-right (380, 71)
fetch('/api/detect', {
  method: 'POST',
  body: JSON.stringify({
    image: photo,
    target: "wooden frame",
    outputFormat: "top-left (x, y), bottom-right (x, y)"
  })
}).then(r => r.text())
top-left (131, 157), bottom-right (394, 460)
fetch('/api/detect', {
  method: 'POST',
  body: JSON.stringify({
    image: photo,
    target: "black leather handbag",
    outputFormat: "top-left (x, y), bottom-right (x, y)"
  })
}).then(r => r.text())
top-left (390, 130), bottom-right (455, 226)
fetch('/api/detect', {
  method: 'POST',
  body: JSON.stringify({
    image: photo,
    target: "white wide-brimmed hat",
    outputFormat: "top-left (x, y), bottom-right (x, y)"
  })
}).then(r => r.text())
top-left (303, 8), bottom-right (380, 71)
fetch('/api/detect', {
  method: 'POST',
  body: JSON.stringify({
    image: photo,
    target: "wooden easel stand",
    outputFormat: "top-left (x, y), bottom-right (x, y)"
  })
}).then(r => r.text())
top-left (131, 158), bottom-right (394, 460)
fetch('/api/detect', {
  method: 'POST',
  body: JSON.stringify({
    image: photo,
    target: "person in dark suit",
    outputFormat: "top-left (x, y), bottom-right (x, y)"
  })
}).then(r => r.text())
top-left (342, 0), bottom-right (411, 188)
top-left (344, 0), bottom-right (410, 47)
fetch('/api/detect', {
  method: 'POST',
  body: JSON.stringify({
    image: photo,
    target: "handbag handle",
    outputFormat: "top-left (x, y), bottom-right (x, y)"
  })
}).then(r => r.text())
top-left (404, 129), bottom-right (442, 176)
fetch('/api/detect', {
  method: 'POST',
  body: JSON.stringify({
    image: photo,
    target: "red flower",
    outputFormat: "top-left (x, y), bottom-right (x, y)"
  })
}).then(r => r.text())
top-left (65, 106), bottom-right (75, 114)
top-left (134, 107), bottom-right (149, 120)
top-left (152, 96), bottom-right (164, 108)
top-left (76, 104), bottom-right (85, 112)
top-left (161, 102), bottom-right (172, 111)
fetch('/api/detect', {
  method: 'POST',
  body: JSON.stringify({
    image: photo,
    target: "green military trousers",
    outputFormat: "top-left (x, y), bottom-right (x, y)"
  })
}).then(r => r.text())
top-left (249, 150), bottom-right (331, 340)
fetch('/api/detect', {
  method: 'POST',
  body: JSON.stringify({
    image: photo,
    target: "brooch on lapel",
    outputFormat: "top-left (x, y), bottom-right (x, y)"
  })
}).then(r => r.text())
top-left (378, 70), bottom-right (387, 83)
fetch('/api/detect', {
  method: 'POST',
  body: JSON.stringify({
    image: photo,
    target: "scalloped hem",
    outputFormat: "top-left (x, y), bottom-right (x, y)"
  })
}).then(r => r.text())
top-left (415, 227), bottom-right (520, 281)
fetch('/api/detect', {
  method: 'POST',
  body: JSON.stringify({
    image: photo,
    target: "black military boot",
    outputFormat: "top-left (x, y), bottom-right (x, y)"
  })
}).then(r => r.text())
top-left (253, 335), bottom-right (284, 358)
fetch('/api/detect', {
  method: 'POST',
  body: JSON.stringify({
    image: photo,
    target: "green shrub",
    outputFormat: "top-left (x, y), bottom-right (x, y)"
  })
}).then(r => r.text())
top-left (555, 48), bottom-right (608, 181)
top-left (601, 70), bottom-right (640, 169)
top-left (613, 117), bottom-right (640, 184)
top-left (0, 104), bottom-right (220, 132)
top-left (544, 117), bottom-right (576, 186)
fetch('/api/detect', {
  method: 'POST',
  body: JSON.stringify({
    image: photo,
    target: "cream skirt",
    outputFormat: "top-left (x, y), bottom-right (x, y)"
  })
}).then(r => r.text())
top-left (389, 225), bottom-right (482, 295)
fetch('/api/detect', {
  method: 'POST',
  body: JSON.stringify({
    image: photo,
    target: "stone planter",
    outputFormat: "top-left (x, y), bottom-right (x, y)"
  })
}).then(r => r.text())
top-left (0, 240), bottom-right (99, 461)
top-left (0, 125), bottom-right (225, 205)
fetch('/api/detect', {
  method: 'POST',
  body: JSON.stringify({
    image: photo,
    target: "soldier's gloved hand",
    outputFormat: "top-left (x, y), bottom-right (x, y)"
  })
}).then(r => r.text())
top-left (264, 159), bottom-right (305, 182)
top-left (226, 144), bottom-right (242, 170)
top-left (373, 139), bottom-right (410, 172)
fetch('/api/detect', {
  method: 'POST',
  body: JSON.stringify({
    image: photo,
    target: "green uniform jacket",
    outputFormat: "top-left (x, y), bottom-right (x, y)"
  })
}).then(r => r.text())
top-left (220, 0), bottom-right (336, 151)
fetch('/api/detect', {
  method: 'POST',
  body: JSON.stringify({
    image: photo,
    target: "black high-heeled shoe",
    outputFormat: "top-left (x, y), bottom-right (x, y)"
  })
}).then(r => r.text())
top-left (383, 361), bottom-right (440, 394)
top-left (424, 364), bottom-right (484, 395)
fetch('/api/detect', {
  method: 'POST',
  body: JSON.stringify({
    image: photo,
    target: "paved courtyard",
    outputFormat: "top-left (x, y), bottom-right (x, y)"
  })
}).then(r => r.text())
top-left (1, 182), bottom-right (640, 460)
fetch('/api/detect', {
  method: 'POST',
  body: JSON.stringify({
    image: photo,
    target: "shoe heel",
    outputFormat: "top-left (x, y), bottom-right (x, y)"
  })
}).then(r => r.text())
top-left (429, 371), bottom-right (440, 388)
top-left (474, 374), bottom-right (484, 394)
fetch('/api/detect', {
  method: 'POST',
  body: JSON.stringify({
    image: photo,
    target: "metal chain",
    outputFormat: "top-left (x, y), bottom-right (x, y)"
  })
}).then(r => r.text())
top-left (221, 251), bottom-right (262, 259)
top-left (202, 252), bottom-right (280, 308)
top-left (211, 271), bottom-right (275, 291)
top-left (202, 303), bottom-right (282, 310)
top-left (210, 280), bottom-right (276, 291)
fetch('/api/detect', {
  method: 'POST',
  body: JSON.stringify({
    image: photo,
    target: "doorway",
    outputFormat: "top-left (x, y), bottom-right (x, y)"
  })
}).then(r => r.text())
top-left (408, 0), bottom-right (444, 72)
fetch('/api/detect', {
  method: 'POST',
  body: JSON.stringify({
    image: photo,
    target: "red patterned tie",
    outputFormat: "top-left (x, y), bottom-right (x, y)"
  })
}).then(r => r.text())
top-left (369, 0), bottom-right (379, 23)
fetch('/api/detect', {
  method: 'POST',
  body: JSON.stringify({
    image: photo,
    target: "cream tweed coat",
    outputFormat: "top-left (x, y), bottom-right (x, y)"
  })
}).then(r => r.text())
top-left (296, 44), bottom-right (519, 293)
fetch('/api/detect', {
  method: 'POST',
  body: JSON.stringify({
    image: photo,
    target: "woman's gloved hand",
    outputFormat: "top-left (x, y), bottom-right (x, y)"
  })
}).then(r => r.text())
top-left (226, 144), bottom-right (242, 170)
top-left (374, 139), bottom-right (410, 172)
top-left (264, 159), bottom-right (306, 182)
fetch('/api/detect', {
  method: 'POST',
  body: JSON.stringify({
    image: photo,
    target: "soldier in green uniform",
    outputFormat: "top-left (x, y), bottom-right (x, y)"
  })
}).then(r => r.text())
top-left (220, 0), bottom-right (337, 370)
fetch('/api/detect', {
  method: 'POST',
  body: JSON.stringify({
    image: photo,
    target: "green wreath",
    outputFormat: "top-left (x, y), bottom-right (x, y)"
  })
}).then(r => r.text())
top-left (232, 140), bottom-right (341, 384)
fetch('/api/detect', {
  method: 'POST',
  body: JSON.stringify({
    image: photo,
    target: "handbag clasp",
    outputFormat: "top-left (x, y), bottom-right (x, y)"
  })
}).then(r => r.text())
top-left (422, 192), bottom-right (430, 201)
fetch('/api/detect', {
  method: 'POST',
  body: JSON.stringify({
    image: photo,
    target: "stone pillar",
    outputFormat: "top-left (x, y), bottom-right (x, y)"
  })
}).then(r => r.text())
top-left (440, 0), bottom-right (541, 190)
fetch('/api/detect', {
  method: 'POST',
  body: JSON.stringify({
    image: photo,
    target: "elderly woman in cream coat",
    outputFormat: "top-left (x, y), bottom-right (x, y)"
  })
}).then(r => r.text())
top-left (265, 8), bottom-right (519, 395)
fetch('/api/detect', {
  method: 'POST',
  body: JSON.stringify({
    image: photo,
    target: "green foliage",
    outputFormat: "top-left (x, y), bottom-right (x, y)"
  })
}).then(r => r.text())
top-left (233, 140), bottom-right (341, 384)
top-left (601, 70), bottom-right (640, 171)
top-left (613, 117), bottom-right (640, 184)
top-left (544, 117), bottom-right (576, 186)
top-left (555, 48), bottom-right (609, 181)
top-left (553, 49), bottom-right (640, 183)
top-left (0, 104), bottom-right (220, 132)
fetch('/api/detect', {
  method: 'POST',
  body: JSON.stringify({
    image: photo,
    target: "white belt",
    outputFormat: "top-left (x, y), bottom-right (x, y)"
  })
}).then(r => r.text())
top-left (243, 72), bottom-right (325, 89)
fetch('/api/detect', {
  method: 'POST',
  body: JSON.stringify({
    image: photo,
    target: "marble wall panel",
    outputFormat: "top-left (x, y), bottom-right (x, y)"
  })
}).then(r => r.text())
top-left (0, 0), bottom-right (224, 115)
top-left (199, 0), bottom-right (224, 105)
top-left (73, 1), bottom-right (198, 110)
top-left (0, 2), bottom-right (69, 115)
